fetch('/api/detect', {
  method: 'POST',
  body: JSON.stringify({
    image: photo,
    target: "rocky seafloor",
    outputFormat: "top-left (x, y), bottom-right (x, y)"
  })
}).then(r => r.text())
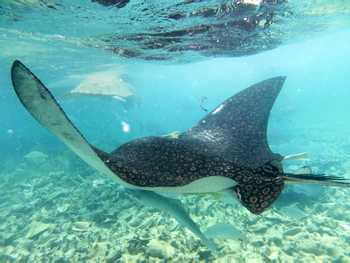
top-left (1, 129), bottom-right (350, 262)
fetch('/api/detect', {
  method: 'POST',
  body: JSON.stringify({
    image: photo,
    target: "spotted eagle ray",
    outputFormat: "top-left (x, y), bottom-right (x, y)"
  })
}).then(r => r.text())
top-left (11, 60), bottom-right (350, 217)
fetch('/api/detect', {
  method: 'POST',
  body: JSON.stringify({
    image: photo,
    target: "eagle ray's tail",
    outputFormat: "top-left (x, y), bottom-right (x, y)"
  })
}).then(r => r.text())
top-left (284, 173), bottom-right (350, 187)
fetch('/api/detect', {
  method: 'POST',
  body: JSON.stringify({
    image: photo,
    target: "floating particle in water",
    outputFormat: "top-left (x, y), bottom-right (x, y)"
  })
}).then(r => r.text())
top-left (121, 121), bottom-right (130, 133)
top-left (7, 129), bottom-right (14, 135)
top-left (92, 179), bottom-right (105, 188)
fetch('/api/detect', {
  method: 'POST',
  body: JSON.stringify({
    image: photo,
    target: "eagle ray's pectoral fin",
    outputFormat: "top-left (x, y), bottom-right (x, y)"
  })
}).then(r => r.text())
top-left (10, 60), bottom-right (127, 185)
top-left (233, 177), bottom-right (284, 214)
top-left (125, 189), bottom-right (218, 251)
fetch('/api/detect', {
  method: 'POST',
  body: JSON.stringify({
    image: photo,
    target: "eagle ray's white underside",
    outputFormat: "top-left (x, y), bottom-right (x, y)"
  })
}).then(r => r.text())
top-left (144, 176), bottom-right (237, 193)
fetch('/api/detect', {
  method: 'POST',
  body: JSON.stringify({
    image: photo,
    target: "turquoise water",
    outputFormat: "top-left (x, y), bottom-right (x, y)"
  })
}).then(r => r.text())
top-left (1, 1), bottom-right (350, 262)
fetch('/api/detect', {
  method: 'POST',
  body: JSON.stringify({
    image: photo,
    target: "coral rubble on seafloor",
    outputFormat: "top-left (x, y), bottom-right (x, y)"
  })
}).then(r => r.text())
top-left (1, 131), bottom-right (350, 262)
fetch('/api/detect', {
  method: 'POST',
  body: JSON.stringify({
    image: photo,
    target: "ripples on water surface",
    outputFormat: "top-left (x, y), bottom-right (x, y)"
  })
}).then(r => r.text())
top-left (1, 0), bottom-right (350, 262)
top-left (1, 0), bottom-right (350, 61)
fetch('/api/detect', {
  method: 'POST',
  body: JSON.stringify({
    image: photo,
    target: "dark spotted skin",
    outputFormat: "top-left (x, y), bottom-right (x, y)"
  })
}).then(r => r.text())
top-left (233, 161), bottom-right (284, 214)
top-left (98, 136), bottom-right (245, 187)
top-left (95, 137), bottom-right (285, 214)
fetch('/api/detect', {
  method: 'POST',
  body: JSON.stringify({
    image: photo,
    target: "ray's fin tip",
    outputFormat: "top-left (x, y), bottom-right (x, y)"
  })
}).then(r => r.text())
top-left (274, 75), bottom-right (287, 83)
top-left (12, 59), bottom-right (23, 70)
top-left (11, 60), bottom-right (27, 81)
top-left (269, 76), bottom-right (287, 86)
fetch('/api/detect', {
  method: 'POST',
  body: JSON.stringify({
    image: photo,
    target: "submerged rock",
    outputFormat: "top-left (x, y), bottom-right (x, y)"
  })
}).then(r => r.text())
top-left (26, 221), bottom-right (53, 239)
top-left (264, 245), bottom-right (280, 261)
top-left (147, 239), bottom-right (175, 259)
top-left (88, 241), bottom-right (112, 259)
top-left (72, 221), bottom-right (92, 232)
top-left (204, 223), bottom-right (244, 240)
top-left (92, 0), bottom-right (129, 8)
top-left (284, 227), bottom-right (302, 237)
top-left (56, 203), bottom-right (70, 214)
